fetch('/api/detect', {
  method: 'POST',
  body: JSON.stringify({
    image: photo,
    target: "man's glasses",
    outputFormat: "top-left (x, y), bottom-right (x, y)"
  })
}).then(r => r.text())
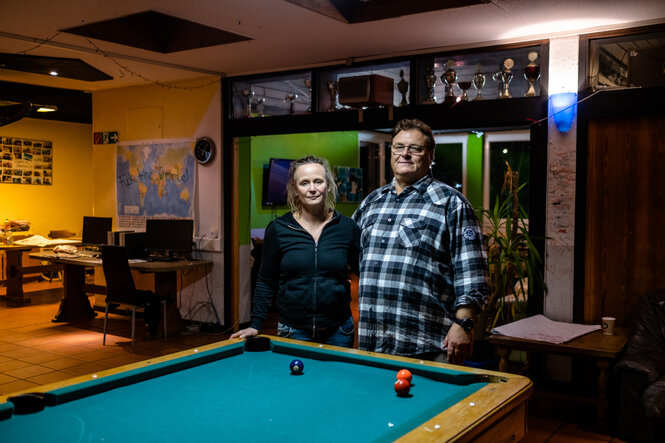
top-left (391, 144), bottom-right (428, 156)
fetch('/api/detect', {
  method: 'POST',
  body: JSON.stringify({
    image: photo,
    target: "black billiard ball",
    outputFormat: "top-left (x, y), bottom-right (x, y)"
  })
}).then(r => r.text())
top-left (290, 359), bottom-right (304, 375)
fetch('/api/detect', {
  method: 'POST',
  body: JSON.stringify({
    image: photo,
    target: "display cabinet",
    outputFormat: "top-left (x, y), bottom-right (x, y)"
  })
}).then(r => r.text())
top-left (226, 41), bottom-right (548, 136)
top-left (587, 28), bottom-right (665, 92)
top-left (416, 45), bottom-right (543, 104)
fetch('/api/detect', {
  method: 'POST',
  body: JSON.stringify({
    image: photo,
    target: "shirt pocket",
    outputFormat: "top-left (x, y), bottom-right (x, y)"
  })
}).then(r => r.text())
top-left (398, 218), bottom-right (426, 248)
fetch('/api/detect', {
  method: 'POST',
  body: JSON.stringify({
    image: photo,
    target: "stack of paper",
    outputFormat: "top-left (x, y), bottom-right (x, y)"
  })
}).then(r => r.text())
top-left (492, 315), bottom-right (601, 344)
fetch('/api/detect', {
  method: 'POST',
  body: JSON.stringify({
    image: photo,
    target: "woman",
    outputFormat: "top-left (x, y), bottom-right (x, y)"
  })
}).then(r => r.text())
top-left (231, 155), bottom-right (360, 347)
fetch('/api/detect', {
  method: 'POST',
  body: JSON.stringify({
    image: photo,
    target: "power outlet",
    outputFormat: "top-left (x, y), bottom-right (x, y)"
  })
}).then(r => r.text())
top-left (193, 236), bottom-right (222, 252)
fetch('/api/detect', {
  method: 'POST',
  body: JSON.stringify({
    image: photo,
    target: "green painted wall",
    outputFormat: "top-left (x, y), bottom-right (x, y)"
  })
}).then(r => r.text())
top-left (466, 133), bottom-right (484, 211)
top-left (249, 132), bottom-right (360, 231)
top-left (241, 131), bottom-right (484, 237)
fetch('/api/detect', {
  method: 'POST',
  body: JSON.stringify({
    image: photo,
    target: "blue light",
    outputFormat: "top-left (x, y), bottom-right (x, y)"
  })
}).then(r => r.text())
top-left (549, 92), bottom-right (577, 132)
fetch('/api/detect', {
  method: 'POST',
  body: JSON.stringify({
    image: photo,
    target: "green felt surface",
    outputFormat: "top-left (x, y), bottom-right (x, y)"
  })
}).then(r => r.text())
top-left (0, 342), bottom-right (486, 442)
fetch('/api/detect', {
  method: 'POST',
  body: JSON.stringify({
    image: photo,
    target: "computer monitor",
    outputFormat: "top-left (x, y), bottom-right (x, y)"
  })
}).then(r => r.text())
top-left (81, 216), bottom-right (112, 246)
top-left (145, 219), bottom-right (193, 260)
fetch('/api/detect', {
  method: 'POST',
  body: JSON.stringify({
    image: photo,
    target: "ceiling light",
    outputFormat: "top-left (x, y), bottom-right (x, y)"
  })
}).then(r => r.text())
top-left (35, 105), bottom-right (58, 113)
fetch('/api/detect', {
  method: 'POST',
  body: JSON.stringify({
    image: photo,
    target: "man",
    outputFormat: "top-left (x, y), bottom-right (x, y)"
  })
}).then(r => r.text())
top-left (352, 118), bottom-right (488, 364)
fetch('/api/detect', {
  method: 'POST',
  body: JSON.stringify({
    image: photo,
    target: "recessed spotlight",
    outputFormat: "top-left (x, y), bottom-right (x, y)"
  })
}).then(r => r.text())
top-left (50, 71), bottom-right (58, 76)
top-left (35, 105), bottom-right (58, 113)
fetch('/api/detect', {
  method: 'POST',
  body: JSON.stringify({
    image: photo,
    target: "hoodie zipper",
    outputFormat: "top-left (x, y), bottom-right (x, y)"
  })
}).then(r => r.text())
top-left (313, 241), bottom-right (318, 338)
top-left (286, 213), bottom-right (336, 338)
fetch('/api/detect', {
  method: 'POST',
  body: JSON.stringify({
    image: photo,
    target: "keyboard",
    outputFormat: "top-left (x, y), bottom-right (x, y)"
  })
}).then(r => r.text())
top-left (147, 255), bottom-right (177, 262)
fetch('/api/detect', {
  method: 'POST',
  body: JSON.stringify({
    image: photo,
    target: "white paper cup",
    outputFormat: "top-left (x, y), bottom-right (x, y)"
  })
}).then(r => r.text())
top-left (601, 317), bottom-right (616, 335)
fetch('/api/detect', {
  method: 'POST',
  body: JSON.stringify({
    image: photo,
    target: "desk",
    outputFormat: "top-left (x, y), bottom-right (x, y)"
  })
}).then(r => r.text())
top-left (489, 328), bottom-right (629, 429)
top-left (0, 245), bottom-right (63, 304)
top-left (0, 336), bottom-right (532, 442)
top-left (30, 252), bottom-right (212, 335)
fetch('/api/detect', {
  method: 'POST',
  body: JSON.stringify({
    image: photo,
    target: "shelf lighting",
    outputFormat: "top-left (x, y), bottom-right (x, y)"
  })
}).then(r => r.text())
top-left (35, 105), bottom-right (58, 113)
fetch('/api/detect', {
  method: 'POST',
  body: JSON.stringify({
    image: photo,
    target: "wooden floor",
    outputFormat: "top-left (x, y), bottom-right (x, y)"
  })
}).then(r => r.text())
top-left (0, 280), bottom-right (626, 442)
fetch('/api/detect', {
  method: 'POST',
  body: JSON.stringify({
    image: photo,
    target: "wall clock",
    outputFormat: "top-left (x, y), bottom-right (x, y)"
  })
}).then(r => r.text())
top-left (194, 137), bottom-right (216, 165)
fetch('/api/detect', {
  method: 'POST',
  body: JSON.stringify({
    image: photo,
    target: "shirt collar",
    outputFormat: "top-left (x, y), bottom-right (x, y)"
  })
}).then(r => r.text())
top-left (386, 172), bottom-right (433, 195)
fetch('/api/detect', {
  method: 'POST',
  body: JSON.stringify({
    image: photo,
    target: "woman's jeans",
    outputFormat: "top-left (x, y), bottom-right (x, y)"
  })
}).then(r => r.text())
top-left (277, 315), bottom-right (355, 348)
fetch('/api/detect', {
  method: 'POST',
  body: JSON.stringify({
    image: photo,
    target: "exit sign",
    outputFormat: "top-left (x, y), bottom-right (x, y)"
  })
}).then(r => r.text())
top-left (93, 131), bottom-right (119, 144)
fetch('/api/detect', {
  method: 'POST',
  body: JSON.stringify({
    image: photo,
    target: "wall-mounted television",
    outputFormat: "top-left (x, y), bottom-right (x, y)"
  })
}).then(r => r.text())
top-left (262, 158), bottom-right (292, 206)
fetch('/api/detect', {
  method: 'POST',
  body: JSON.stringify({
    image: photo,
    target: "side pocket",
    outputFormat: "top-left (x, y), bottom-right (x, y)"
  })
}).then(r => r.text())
top-left (338, 316), bottom-right (355, 336)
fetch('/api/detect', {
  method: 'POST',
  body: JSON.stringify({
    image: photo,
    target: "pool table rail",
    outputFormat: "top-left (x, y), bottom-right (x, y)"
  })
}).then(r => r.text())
top-left (0, 336), bottom-right (532, 442)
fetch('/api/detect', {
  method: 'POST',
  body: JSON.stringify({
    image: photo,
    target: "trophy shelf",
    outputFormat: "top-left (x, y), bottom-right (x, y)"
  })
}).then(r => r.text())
top-left (225, 96), bottom-right (547, 137)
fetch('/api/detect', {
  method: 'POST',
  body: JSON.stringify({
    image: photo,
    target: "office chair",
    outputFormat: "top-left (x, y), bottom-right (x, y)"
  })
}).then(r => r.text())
top-left (101, 245), bottom-right (167, 350)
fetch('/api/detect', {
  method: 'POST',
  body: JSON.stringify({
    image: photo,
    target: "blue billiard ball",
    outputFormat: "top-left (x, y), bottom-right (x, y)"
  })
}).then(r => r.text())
top-left (290, 359), bottom-right (304, 375)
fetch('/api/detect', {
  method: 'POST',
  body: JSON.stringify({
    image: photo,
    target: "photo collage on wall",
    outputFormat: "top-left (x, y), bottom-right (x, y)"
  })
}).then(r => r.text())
top-left (334, 166), bottom-right (363, 203)
top-left (1, 136), bottom-right (53, 185)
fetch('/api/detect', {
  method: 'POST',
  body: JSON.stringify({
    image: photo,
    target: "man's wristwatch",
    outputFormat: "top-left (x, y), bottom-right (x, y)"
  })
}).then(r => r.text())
top-left (453, 317), bottom-right (475, 333)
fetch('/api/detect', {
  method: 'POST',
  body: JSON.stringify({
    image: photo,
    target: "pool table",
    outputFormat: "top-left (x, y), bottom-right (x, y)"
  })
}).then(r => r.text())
top-left (0, 336), bottom-right (532, 442)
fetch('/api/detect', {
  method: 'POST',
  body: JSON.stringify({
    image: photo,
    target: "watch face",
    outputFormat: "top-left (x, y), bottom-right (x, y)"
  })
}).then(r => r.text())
top-left (195, 137), bottom-right (215, 165)
top-left (455, 317), bottom-right (474, 332)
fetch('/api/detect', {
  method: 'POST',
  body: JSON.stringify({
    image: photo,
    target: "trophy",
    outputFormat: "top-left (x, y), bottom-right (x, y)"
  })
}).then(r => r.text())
top-left (284, 94), bottom-right (298, 114)
top-left (441, 60), bottom-right (457, 103)
top-left (327, 81), bottom-right (338, 111)
top-left (397, 70), bottom-right (409, 106)
top-left (255, 97), bottom-right (266, 117)
top-left (523, 52), bottom-right (540, 97)
top-left (304, 79), bottom-right (312, 112)
top-left (241, 89), bottom-right (254, 118)
top-left (472, 66), bottom-right (486, 101)
top-left (423, 66), bottom-right (437, 104)
top-left (457, 80), bottom-right (472, 102)
top-left (493, 58), bottom-right (514, 99)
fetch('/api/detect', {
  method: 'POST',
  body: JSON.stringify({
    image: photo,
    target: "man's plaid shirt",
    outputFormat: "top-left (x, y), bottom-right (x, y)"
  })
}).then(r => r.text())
top-left (352, 174), bottom-right (488, 356)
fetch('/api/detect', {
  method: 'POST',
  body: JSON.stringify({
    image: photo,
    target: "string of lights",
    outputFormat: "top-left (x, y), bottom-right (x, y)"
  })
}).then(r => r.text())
top-left (11, 31), bottom-right (218, 91)
top-left (83, 37), bottom-right (219, 91)
top-left (15, 32), bottom-right (62, 55)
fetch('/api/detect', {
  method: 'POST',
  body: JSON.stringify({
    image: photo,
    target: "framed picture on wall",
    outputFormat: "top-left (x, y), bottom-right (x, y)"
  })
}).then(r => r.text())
top-left (0, 136), bottom-right (53, 185)
top-left (334, 166), bottom-right (363, 202)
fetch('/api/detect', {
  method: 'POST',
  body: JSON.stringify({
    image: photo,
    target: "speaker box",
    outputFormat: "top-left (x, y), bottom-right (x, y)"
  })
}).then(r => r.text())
top-left (338, 74), bottom-right (394, 107)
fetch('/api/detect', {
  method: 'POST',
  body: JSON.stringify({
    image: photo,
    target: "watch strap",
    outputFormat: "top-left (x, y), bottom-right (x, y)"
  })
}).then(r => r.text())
top-left (453, 317), bottom-right (474, 332)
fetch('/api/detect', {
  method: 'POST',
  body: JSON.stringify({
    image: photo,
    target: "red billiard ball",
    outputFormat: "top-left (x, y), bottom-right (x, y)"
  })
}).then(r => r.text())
top-left (394, 378), bottom-right (411, 396)
top-left (396, 369), bottom-right (412, 383)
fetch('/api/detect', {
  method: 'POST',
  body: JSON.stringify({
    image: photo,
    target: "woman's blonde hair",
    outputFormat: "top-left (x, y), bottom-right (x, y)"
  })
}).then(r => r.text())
top-left (286, 155), bottom-right (338, 215)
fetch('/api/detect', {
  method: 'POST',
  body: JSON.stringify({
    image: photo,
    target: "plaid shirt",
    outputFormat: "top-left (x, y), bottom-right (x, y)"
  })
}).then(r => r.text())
top-left (352, 174), bottom-right (488, 356)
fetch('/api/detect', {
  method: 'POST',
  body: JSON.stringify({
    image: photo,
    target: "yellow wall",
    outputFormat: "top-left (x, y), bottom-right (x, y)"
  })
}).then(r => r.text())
top-left (92, 76), bottom-right (220, 224)
top-left (91, 76), bottom-right (226, 324)
top-left (0, 118), bottom-right (93, 235)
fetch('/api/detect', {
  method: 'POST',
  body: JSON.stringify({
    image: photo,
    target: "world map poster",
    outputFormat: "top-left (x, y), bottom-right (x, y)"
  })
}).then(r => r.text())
top-left (115, 139), bottom-right (195, 230)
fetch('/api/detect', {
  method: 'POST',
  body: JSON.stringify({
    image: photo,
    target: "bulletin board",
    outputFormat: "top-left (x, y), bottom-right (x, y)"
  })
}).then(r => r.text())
top-left (1, 136), bottom-right (53, 185)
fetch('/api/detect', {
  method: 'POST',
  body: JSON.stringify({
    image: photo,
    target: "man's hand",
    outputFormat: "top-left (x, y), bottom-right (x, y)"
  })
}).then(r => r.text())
top-left (443, 325), bottom-right (474, 365)
top-left (442, 306), bottom-right (477, 365)
top-left (230, 327), bottom-right (259, 339)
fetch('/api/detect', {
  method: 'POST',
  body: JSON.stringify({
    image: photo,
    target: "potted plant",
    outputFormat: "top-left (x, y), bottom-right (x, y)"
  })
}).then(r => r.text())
top-left (475, 162), bottom-right (546, 339)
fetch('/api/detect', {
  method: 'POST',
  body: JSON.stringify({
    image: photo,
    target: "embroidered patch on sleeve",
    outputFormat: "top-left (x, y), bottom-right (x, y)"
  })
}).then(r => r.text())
top-left (462, 227), bottom-right (477, 241)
